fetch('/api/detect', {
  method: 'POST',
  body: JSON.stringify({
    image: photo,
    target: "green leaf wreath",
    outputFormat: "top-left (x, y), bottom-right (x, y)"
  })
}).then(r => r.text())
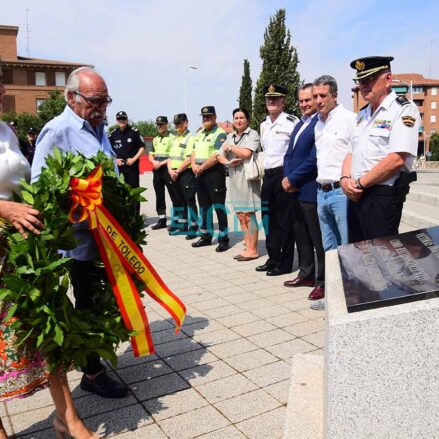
top-left (0, 149), bottom-right (147, 371)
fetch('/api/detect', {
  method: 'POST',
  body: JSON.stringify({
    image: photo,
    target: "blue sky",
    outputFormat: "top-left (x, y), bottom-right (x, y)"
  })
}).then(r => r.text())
top-left (3, 0), bottom-right (439, 126)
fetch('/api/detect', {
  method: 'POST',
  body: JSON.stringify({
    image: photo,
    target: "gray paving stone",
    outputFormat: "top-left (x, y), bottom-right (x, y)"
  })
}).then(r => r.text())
top-left (297, 307), bottom-right (325, 319)
top-left (116, 360), bottom-right (173, 384)
top-left (193, 327), bottom-right (242, 346)
top-left (237, 298), bottom-right (272, 311)
top-left (178, 360), bottom-right (237, 386)
top-left (145, 388), bottom-right (209, 421)
top-left (232, 320), bottom-right (278, 337)
top-left (215, 311), bottom-right (259, 328)
top-left (188, 298), bottom-right (230, 311)
top-left (196, 425), bottom-right (247, 438)
top-left (214, 388), bottom-right (281, 423)
top-left (247, 328), bottom-right (296, 348)
top-left (181, 319), bottom-right (225, 337)
top-left (207, 338), bottom-right (259, 359)
top-left (265, 338), bottom-right (316, 360)
top-left (195, 374), bottom-right (258, 404)
top-left (302, 330), bottom-right (325, 348)
top-left (162, 348), bottom-right (218, 371)
top-left (223, 349), bottom-right (278, 372)
top-left (131, 373), bottom-right (190, 401)
top-left (236, 406), bottom-right (286, 439)
top-left (265, 311), bottom-right (309, 328)
top-left (251, 304), bottom-right (291, 319)
top-left (264, 379), bottom-right (290, 404)
top-left (113, 423), bottom-right (168, 438)
top-left (154, 337), bottom-right (204, 357)
top-left (284, 298), bottom-right (313, 311)
top-left (152, 327), bottom-right (188, 345)
top-left (284, 318), bottom-right (325, 337)
top-left (243, 361), bottom-right (292, 387)
top-left (159, 406), bottom-right (230, 439)
top-left (10, 405), bottom-right (55, 436)
top-left (203, 304), bottom-right (243, 319)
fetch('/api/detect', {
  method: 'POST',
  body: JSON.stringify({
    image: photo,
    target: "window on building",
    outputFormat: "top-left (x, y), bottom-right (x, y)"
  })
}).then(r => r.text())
top-left (55, 72), bottom-right (66, 86)
top-left (432, 87), bottom-right (437, 96)
top-left (413, 86), bottom-right (424, 93)
top-left (36, 98), bottom-right (46, 112)
top-left (432, 102), bottom-right (437, 109)
top-left (35, 72), bottom-right (46, 86)
top-left (431, 115), bottom-right (437, 124)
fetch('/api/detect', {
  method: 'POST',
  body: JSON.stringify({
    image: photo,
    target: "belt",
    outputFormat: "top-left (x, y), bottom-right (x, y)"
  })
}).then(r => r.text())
top-left (318, 182), bottom-right (340, 192)
top-left (264, 166), bottom-right (283, 177)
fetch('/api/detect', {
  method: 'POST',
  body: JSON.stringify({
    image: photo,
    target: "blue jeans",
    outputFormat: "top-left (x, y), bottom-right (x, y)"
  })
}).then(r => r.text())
top-left (317, 187), bottom-right (348, 251)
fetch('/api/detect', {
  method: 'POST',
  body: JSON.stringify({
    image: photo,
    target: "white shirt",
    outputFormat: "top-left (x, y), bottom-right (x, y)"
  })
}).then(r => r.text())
top-left (315, 103), bottom-right (356, 184)
top-left (349, 91), bottom-right (420, 185)
top-left (0, 121), bottom-right (31, 200)
top-left (260, 112), bottom-right (298, 169)
top-left (293, 113), bottom-right (318, 148)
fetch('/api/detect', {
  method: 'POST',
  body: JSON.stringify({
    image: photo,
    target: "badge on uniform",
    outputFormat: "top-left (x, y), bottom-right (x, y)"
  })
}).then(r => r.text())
top-left (402, 116), bottom-right (416, 127)
top-left (127, 138), bottom-right (132, 143)
top-left (373, 119), bottom-right (392, 130)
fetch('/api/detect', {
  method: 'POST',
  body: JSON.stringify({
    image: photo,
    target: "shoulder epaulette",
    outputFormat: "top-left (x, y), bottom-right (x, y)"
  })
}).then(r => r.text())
top-left (396, 95), bottom-right (410, 106)
top-left (287, 114), bottom-right (298, 123)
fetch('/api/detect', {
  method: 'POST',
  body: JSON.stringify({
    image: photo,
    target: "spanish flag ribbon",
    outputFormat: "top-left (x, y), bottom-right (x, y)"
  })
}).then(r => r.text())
top-left (68, 165), bottom-right (186, 356)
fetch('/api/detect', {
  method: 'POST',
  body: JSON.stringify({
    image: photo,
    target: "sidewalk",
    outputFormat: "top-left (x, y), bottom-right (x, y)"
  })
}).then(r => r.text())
top-left (3, 172), bottom-right (325, 438)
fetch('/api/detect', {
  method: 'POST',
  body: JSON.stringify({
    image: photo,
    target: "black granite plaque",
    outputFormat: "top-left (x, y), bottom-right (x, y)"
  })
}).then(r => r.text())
top-left (338, 226), bottom-right (439, 312)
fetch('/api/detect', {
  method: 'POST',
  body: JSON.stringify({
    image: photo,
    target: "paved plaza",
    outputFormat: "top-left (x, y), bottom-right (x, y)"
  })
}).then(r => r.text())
top-left (3, 170), bottom-right (437, 438)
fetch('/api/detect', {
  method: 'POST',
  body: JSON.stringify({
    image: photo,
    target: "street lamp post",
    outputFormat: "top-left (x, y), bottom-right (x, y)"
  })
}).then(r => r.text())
top-left (184, 66), bottom-right (198, 115)
top-left (392, 79), bottom-right (413, 100)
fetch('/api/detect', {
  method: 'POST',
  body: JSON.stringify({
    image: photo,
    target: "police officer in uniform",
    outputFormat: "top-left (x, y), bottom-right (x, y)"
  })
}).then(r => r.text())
top-left (109, 111), bottom-right (145, 212)
top-left (256, 84), bottom-right (299, 276)
top-left (149, 116), bottom-right (177, 230)
top-left (341, 56), bottom-right (420, 242)
top-left (191, 106), bottom-right (229, 252)
top-left (167, 113), bottom-right (198, 239)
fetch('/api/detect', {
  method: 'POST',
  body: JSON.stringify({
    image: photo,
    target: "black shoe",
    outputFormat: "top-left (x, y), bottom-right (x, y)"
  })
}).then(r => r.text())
top-left (80, 372), bottom-right (128, 398)
top-left (255, 262), bottom-right (275, 272)
top-left (191, 237), bottom-right (212, 248)
top-left (185, 232), bottom-right (198, 240)
top-left (266, 268), bottom-right (292, 276)
top-left (215, 241), bottom-right (230, 252)
top-left (151, 220), bottom-right (167, 230)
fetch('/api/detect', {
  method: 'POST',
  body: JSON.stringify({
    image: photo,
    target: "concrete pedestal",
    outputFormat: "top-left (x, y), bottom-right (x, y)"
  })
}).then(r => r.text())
top-left (325, 249), bottom-right (439, 439)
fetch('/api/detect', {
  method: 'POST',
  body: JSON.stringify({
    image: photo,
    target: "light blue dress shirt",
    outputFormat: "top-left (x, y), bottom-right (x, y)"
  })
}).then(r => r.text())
top-left (31, 105), bottom-right (115, 261)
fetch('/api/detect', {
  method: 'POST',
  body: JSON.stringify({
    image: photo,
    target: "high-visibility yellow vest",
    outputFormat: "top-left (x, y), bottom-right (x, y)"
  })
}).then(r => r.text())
top-left (193, 125), bottom-right (227, 164)
top-left (169, 130), bottom-right (194, 168)
top-left (150, 133), bottom-right (175, 160)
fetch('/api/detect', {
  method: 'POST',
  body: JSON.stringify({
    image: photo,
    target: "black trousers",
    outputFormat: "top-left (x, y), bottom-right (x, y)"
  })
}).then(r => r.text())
top-left (118, 164), bottom-right (140, 214)
top-left (298, 201), bottom-right (325, 286)
top-left (196, 165), bottom-right (228, 242)
top-left (173, 169), bottom-right (198, 229)
top-left (153, 166), bottom-right (177, 217)
top-left (348, 186), bottom-right (403, 243)
top-left (261, 168), bottom-right (294, 272)
top-left (71, 260), bottom-right (107, 375)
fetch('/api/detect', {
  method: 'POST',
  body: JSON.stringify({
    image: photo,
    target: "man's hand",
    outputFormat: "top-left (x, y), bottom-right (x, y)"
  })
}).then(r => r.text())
top-left (152, 160), bottom-right (160, 170)
top-left (0, 201), bottom-right (44, 239)
top-left (126, 157), bottom-right (135, 166)
top-left (170, 170), bottom-right (179, 181)
top-left (116, 158), bottom-right (125, 167)
top-left (282, 177), bottom-right (292, 192)
top-left (193, 164), bottom-right (202, 176)
top-left (341, 178), bottom-right (363, 202)
top-left (228, 158), bottom-right (242, 167)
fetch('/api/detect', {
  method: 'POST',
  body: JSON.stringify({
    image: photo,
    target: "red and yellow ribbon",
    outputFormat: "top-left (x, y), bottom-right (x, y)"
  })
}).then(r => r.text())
top-left (68, 165), bottom-right (186, 356)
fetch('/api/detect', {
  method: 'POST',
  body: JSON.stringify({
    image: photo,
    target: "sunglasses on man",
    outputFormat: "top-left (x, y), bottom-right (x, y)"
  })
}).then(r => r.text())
top-left (75, 91), bottom-right (112, 107)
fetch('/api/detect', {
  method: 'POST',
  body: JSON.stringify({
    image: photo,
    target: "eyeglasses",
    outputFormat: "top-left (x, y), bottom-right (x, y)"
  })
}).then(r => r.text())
top-left (75, 91), bottom-right (112, 107)
top-left (116, 117), bottom-right (127, 121)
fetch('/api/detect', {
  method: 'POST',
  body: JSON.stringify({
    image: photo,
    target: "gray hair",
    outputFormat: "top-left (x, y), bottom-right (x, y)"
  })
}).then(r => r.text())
top-left (64, 67), bottom-right (96, 101)
top-left (313, 75), bottom-right (338, 95)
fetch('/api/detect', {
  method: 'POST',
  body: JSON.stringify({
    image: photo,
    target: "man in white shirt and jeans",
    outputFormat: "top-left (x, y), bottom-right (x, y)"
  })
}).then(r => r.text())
top-left (312, 75), bottom-right (356, 309)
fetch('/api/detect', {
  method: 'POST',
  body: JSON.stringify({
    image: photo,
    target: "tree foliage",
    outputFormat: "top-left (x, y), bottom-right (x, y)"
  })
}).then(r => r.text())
top-left (133, 120), bottom-right (159, 137)
top-left (37, 91), bottom-right (66, 126)
top-left (429, 132), bottom-right (439, 160)
top-left (239, 59), bottom-right (253, 118)
top-left (252, 9), bottom-right (301, 130)
top-left (0, 111), bottom-right (42, 142)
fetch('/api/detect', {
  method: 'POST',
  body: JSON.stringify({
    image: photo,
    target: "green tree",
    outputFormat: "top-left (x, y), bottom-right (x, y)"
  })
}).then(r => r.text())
top-left (239, 59), bottom-right (253, 117)
top-left (0, 111), bottom-right (42, 142)
top-left (37, 90), bottom-right (66, 125)
top-left (252, 9), bottom-right (301, 130)
top-left (429, 132), bottom-right (439, 161)
top-left (134, 120), bottom-right (158, 137)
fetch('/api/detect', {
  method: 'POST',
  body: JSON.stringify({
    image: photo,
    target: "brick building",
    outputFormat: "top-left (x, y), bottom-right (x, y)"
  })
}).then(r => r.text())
top-left (352, 73), bottom-right (439, 156)
top-left (0, 24), bottom-right (90, 114)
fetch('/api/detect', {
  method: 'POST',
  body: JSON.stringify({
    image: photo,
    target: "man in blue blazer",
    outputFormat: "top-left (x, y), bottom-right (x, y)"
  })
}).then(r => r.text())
top-left (281, 83), bottom-right (325, 301)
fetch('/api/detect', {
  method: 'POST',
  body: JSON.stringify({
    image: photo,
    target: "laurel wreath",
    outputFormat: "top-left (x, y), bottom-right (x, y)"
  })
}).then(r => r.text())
top-left (0, 149), bottom-right (146, 371)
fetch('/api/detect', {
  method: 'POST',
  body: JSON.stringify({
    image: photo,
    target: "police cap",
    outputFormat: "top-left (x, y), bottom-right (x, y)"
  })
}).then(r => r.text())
top-left (264, 84), bottom-right (288, 97)
top-left (156, 116), bottom-right (168, 125)
top-left (350, 56), bottom-right (394, 80)
top-left (27, 127), bottom-right (36, 134)
top-left (200, 106), bottom-right (216, 116)
top-left (174, 113), bottom-right (188, 124)
top-left (116, 111), bottom-right (128, 120)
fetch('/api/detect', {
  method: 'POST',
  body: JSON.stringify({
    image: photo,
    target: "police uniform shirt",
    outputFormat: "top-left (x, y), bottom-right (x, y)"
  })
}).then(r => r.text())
top-left (349, 91), bottom-right (420, 185)
top-left (315, 103), bottom-right (357, 184)
top-left (109, 126), bottom-right (145, 161)
top-left (260, 112), bottom-right (298, 169)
